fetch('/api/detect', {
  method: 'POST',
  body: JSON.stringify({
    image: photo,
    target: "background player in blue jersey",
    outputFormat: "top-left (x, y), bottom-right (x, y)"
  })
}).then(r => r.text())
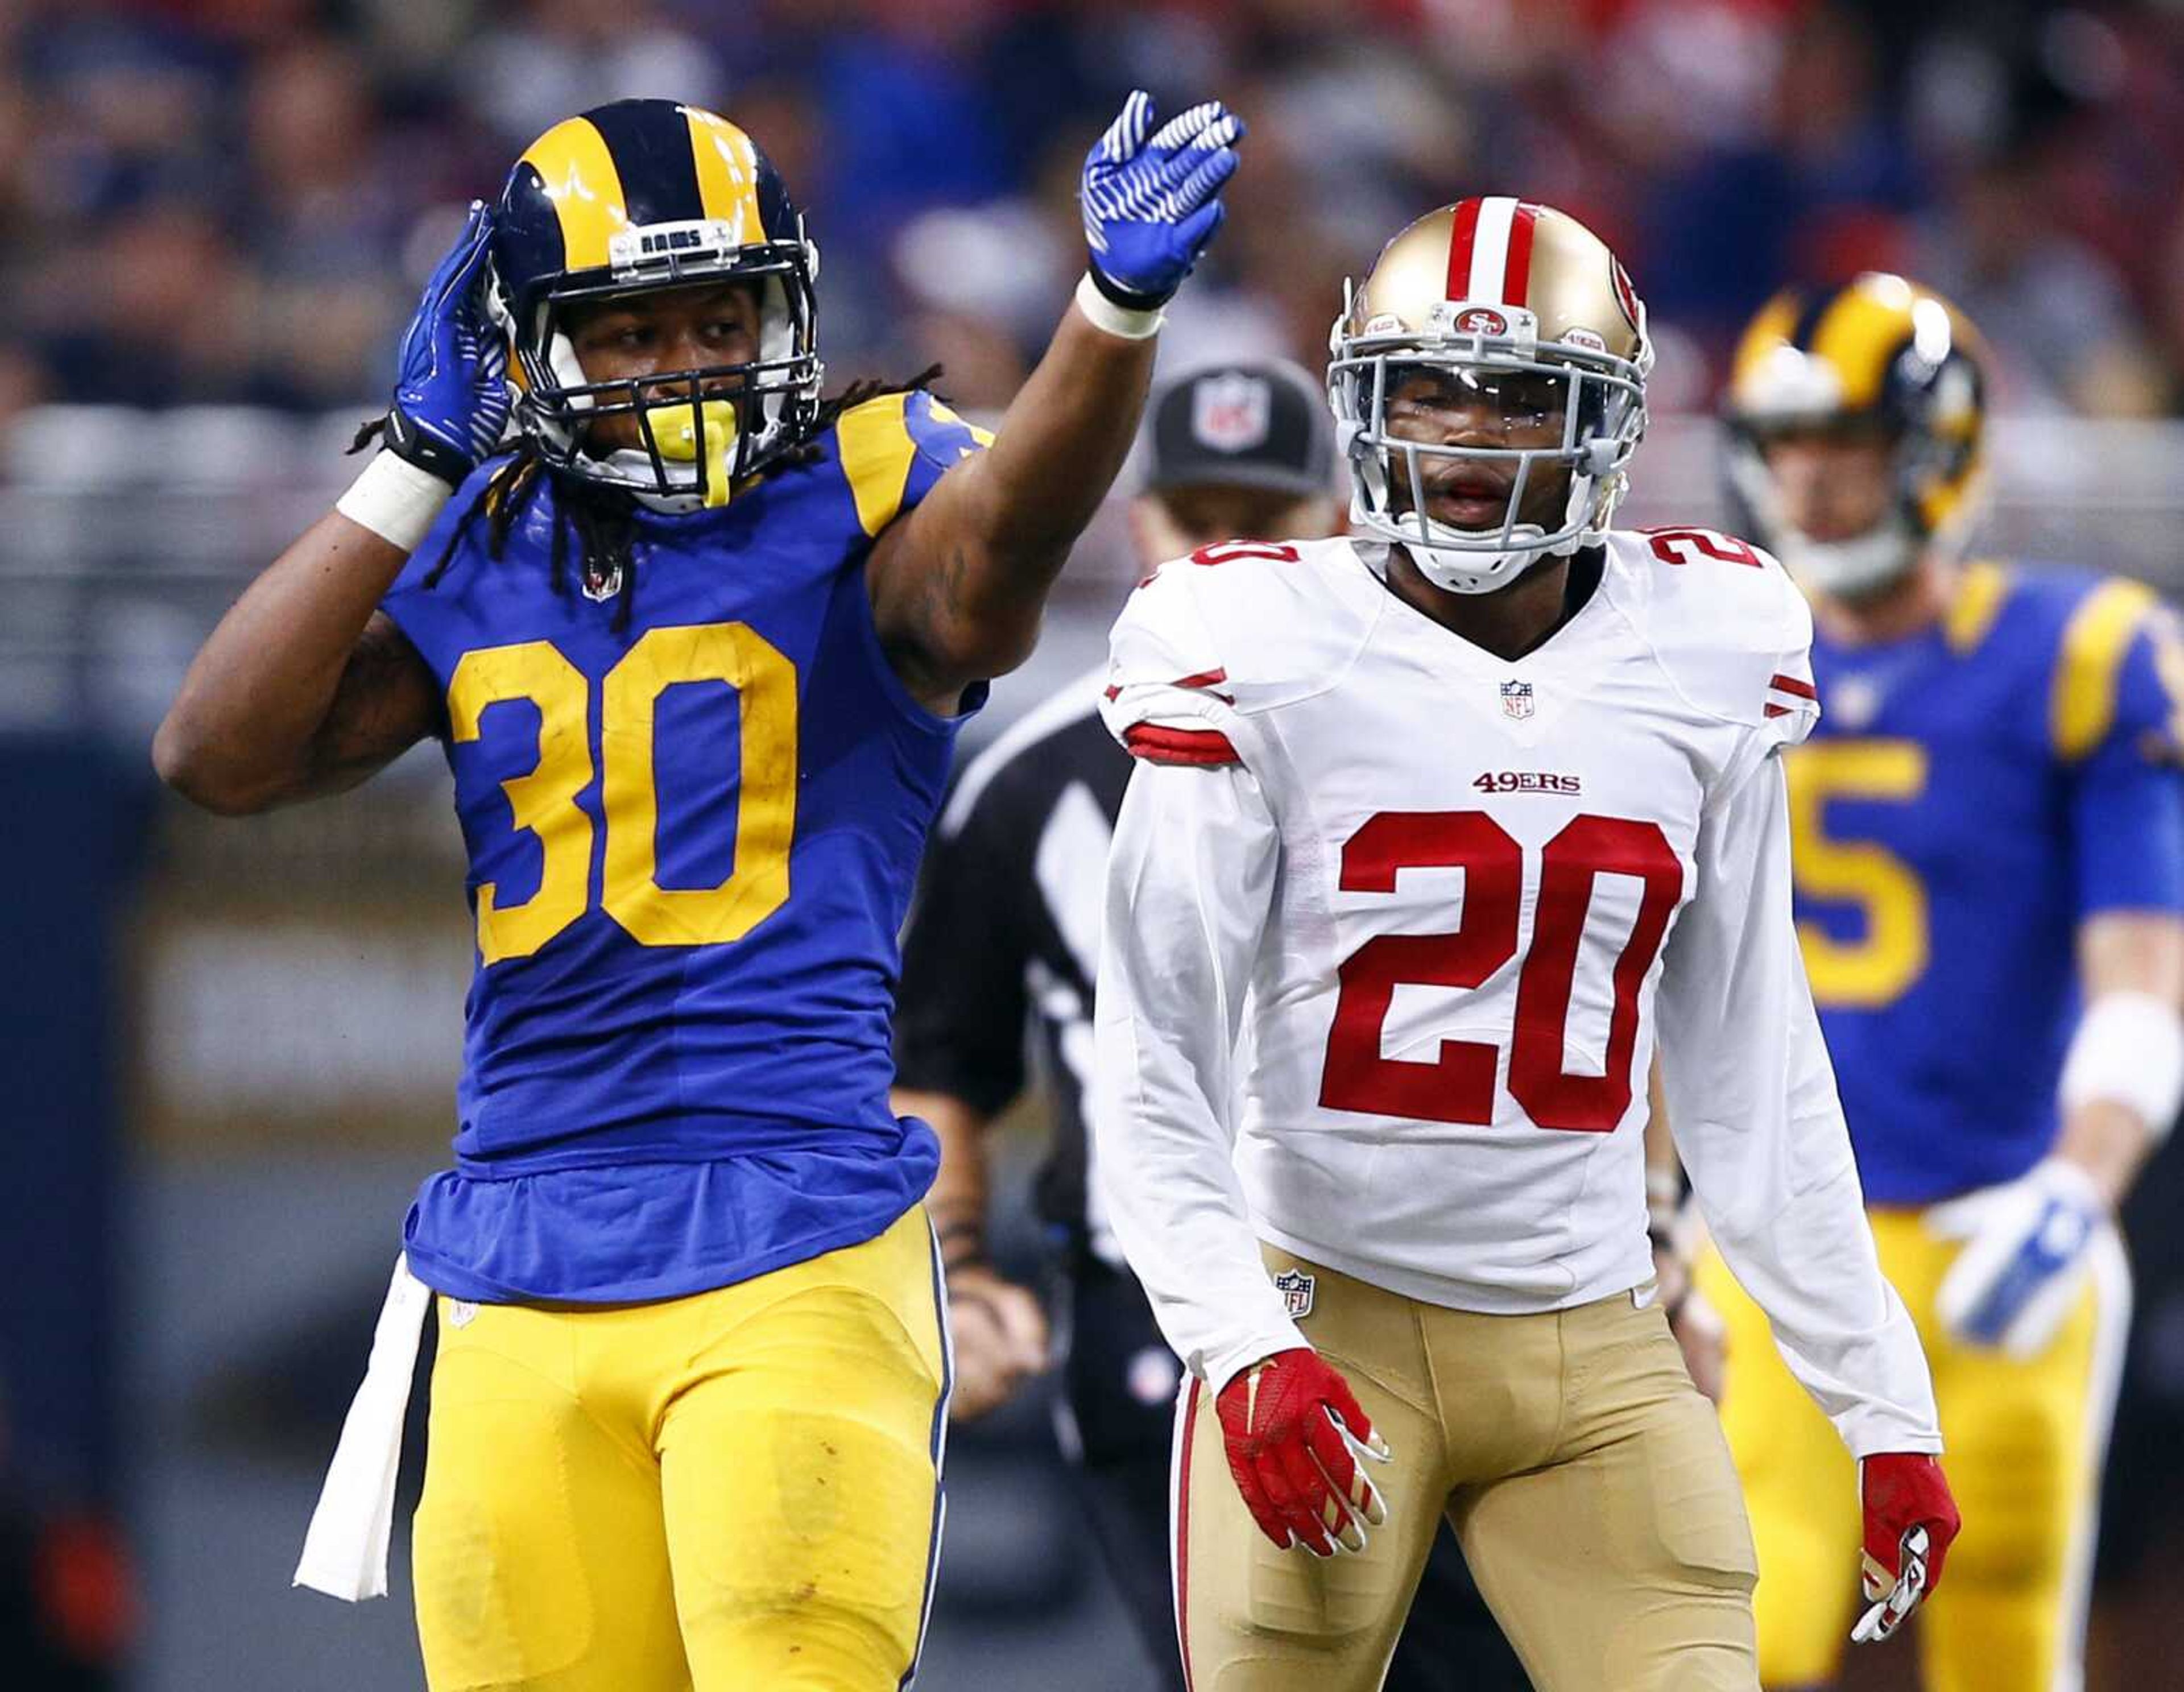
top-left (1694, 273), bottom-right (2184, 1691)
top-left (151, 92), bottom-right (1243, 1692)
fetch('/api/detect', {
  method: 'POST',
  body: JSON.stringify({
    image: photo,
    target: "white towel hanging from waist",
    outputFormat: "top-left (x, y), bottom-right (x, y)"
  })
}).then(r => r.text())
top-left (292, 1251), bottom-right (432, 1601)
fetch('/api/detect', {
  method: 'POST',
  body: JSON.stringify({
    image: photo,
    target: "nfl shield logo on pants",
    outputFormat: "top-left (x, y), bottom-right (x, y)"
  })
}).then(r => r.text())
top-left (1500, 679), bottom-right (1534, 720)
top-left (1192, 373), bottom-right (1272, 454)
top-left (1272, 1268), bottom-right (1316, 1319)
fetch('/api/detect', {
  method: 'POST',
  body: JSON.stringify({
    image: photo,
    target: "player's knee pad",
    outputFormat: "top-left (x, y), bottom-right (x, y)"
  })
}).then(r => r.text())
top-left (684, 1593), bottom-right (913, 1692)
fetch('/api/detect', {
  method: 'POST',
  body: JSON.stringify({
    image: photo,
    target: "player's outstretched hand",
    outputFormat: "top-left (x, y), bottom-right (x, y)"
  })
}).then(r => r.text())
top-left (1852, 1453), bottom-right (1960, 1646)
top-left (1215, 1348), bottom-right (1389, 1557)
top-left (1079, 90), bottom-right (1245, 309)
top-left (945, 1264), bottom-right (1049, 1422)
top-left (380, 201), bottom-right (512, 489)
top-left (1927, 1155), bottom-right (2106, 1358)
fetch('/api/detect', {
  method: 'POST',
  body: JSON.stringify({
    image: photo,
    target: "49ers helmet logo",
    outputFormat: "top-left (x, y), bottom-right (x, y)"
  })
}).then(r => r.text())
top-left (1453, 305), bottom-right (1510, 334)
top-left (1611, 257), bottom-right (1643, 333)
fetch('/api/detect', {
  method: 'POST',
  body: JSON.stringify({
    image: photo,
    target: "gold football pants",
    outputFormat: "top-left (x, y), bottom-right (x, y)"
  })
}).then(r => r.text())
top-left (411, 1205), bottom-right (950, 1692)
top-left (1174, 1245), bottom-right (1758, 1692)
top-left (1699, 1207), bottom-right (2128, 1692)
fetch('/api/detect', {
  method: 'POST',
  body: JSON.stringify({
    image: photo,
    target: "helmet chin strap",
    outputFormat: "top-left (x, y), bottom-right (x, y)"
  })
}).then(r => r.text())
top-left (1397, 522), bottom-right (1575, 595)
top-left (1775, 519), bottom-right (1918, 601)
top-left (593, 448), bottom-right (711, 514)
top-left (1351, 469), bottom-right (1603, 595)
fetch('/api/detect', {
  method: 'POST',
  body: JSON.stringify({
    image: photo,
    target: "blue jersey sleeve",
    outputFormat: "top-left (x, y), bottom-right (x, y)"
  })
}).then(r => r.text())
top-left (835, 389), bottom-right (993, 539)
top-left (2069, 610), bottom-right (2184, 917)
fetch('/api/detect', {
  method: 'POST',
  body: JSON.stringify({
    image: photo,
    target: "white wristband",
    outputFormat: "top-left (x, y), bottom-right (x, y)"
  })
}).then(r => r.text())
top-left (1074, 272), bottom-right (1165, 341)
top-left (2060, 989), bottom-right (2184, 1140)
top-left (334, 450), bottom-right (456, 552)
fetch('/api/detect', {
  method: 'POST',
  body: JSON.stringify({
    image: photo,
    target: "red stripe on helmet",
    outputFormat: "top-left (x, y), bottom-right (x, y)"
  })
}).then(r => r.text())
top-left (1502, 202), bottom-right (1538, 305)
top-left (1445, 198), bottom-right (1482, 302)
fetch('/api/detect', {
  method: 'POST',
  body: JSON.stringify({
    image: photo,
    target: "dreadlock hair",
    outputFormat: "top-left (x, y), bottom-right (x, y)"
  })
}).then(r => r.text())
top-left (349, 362), bottom-right (946, 634)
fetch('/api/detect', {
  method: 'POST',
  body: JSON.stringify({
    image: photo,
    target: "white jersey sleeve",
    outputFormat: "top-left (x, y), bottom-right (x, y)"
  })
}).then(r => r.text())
top-left (1098, 555), bottom-right (1252, 768)
top-left (1652, 549), bottom-right (1940, 1457)
top-left (1093, 753), bottom-right (1304, 1392)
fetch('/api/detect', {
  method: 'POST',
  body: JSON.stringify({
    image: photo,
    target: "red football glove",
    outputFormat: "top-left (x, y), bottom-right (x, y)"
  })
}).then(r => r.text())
top-left (1215, 1348), bottom-right (1390, 1557)
top-left (1852, 1453), bottom-right (1961, 1645)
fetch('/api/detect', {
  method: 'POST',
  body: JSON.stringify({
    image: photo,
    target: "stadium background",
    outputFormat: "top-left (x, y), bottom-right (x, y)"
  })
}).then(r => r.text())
top-left (8, 0), bottom-right (2184, 1685)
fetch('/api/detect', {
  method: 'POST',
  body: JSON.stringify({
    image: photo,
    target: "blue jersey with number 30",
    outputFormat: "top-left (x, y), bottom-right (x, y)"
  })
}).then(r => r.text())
top-left (1793, 561), bottom-right (2184, 1205)
top-left (379, 390), bottom-right (990, 1302)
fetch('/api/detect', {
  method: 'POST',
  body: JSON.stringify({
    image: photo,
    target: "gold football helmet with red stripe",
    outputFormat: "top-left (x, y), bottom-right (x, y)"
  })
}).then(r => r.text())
top-left (1329, 198), bottom-right (1652, 593)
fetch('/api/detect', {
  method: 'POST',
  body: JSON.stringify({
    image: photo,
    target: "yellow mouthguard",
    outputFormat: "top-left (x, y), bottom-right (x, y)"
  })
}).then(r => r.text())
top-left (648, 399), bottom-right (737, 508)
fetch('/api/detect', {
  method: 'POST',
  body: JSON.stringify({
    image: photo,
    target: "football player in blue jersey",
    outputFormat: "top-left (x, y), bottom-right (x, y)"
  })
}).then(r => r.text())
top-left (1694, 273), bottom-right (2184, 1691)
top-left (152, 92), bottom-right (1243, 1692)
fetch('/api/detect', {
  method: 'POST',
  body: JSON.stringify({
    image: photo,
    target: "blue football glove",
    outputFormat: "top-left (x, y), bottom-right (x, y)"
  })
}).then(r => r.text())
top-left (1079, 90), bottom-right (1244, 308)
top-left (381, 201), bottom-right (511, 488)
top-left (1929, 1156), bottom-right (2106, 1357)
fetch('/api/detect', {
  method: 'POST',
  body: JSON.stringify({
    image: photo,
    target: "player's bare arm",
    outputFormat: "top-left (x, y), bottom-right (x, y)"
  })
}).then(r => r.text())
top-left (867, 94), bottom-right (1242, 711)
top-left (2057, 910), bottom-right (2184, 1202)
top-left (868, 309), bottom-right (1159, 706)
top-left (154, 535), bottom-right (440, 813)
top-left (894, 1087), bottom-right (1049, 1421)
top-left (1930, 904), bottom-right (2184, 1356)
top-left (155, 205), bottom-right (507, 813)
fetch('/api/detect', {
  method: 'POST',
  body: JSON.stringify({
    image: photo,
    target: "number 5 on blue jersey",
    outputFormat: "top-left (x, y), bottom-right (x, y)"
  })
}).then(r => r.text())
top-left (447, 620), bottom-right (798, 963)
top-left (1786, 739), bottom-right (1929, 1008)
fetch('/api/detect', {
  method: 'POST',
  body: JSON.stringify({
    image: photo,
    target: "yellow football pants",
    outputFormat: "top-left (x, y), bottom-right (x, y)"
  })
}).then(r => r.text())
top-left (411, 1205), bottom-right (950, 1692)
top-left (1698, 1207), bottom-right (2129, 1692)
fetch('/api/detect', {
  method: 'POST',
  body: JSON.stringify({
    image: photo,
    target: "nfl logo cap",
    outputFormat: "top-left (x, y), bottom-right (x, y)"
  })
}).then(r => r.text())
top-left (1145, 359), bottom-right (1335, 498)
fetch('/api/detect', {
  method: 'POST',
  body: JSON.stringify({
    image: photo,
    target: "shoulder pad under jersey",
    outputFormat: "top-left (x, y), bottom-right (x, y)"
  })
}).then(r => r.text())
top-left (1100, 536), bottom-right (1379, 764)
top-left (1602, 526), bottom-right (1818, 747)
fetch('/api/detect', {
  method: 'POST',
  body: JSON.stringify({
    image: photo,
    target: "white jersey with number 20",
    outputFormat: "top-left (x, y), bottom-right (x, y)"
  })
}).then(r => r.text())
top-left (1091, 529), bottom-right (1941, 1459)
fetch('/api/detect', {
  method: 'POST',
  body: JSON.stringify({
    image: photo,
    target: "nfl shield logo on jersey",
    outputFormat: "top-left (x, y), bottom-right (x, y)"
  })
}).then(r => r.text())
top-left (1500, 679), bottom-right (1534, 720)
top-left (1272, 1267), bottom-right (1316, 1319)
top-left (1192, 373), bottom-right (1272, 454)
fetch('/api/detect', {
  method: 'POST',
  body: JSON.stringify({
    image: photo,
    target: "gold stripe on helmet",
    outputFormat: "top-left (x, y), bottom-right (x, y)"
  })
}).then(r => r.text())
top-left (1805, 277), bottom-right (1920, 411)
top-left (1728, 291), bottom-right (1801, 395)
top-left (1915, 450), bottom-right (1981, 536)
top-left (684, 106), bottom-right (765, 243)
top-left (519, 115), bottom-right (631, 272)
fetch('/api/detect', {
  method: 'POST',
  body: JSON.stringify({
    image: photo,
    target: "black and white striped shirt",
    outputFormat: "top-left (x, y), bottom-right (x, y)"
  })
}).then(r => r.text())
top-left (895, 668), bottom-right (1131, 1262)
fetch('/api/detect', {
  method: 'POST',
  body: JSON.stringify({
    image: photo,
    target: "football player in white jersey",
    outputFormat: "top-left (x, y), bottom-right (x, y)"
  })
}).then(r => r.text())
top-left (1090, 199), bottom-right (1963, 1692)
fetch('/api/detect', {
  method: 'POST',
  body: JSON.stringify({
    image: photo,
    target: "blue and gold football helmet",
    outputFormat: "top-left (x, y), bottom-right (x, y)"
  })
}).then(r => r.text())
top-left (489, 98), bottom-right (822, 506)
top-left (1723, 272), bottom-right (1988, 598)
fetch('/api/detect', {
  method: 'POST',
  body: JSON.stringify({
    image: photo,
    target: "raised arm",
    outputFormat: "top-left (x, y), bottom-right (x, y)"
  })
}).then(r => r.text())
top-left (152, 206), bottom-right (510, 813)
top-left (867, 94), bottom-right (1243, 709)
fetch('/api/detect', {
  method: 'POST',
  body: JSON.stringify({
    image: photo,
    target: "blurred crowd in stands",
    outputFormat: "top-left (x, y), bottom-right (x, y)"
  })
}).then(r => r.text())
top-left (9, 0), bottom-right (2184, 436)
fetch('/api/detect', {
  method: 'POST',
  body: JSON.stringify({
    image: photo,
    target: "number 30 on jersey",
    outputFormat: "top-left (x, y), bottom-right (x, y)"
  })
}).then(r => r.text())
top-left (446, 622), bottom-right (798, 964)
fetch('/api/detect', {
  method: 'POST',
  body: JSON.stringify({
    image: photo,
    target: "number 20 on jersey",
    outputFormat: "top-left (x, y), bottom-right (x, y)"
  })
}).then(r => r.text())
top-left (1321, 809), bottom-right (1685, 1133)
